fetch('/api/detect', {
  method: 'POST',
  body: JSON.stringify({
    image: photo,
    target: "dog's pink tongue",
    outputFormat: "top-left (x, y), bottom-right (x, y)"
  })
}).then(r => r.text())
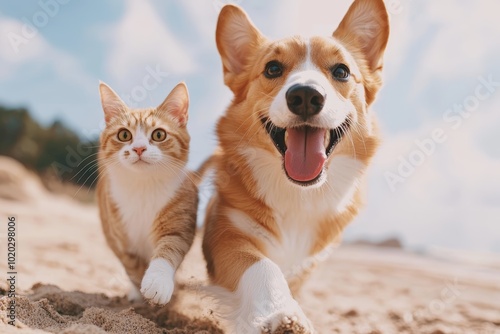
top-left (285, 127), bottom-right (326, 182)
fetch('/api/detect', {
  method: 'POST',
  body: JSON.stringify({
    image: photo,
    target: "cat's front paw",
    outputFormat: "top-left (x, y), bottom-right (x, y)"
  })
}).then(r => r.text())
top-left (140, 258), bottom-right (175, 305)
top-left (260, 304), bottom-right (314, 334)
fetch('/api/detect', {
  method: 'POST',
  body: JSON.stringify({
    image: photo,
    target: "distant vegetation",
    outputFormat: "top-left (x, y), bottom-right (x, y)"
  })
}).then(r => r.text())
top-left (0, 106), bottom-right (99, 188)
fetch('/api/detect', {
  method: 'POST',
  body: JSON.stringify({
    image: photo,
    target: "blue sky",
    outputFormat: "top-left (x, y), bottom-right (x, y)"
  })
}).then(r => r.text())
top-left (1, 0), bottom-right (499, 253)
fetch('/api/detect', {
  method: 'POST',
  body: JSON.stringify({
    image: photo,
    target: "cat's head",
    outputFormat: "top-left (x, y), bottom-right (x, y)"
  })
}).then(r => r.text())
top-left (98, 81), bottom-right (190, 174)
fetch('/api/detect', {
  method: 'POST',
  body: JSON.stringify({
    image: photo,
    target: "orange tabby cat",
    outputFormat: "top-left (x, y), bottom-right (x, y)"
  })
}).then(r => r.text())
top-left (96, 81), bottom-right (197, 305)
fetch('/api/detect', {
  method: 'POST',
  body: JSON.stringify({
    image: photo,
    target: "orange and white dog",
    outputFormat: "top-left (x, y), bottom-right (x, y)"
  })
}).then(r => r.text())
top-left (202, 1), bottom-right (389, 333)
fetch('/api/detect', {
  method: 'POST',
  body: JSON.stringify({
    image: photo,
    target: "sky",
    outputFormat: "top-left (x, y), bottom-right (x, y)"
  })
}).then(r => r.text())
top-left (0, 0), bottom-right (499, 253)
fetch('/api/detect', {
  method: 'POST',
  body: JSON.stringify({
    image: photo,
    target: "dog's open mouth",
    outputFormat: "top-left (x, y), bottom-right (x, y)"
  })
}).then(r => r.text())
top-left (261, 118), bottom-right (350, 185)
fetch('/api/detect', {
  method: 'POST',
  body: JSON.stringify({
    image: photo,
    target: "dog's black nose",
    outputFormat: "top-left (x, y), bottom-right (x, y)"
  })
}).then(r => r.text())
top-left (286, 84), bottom-right (325, 119)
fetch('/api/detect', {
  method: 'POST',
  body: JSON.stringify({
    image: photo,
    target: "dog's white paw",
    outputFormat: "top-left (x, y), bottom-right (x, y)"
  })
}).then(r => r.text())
top-left (225, 259), bottom-right (315, 334)
top-left (140, 258), bottom-right (175, 305)
top-left (259, 303), bottom-right (314, 334)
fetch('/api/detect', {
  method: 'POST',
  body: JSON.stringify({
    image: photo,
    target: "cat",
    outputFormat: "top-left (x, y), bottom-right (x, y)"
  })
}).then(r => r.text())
top-left (96, 81), bottom-right (198, 305)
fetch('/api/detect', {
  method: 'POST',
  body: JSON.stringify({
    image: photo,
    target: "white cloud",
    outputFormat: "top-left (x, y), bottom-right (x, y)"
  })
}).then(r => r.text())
top-left (381, 1), bottom-right (416, 81)
top-left (410, 0), bottom-right (500, 93)
top-left (105, 0), bottom-right (196, 84)
top-left (177, 1), bottom-right (218, 43)
top-left (347, 93), bottom-right (500, 252)
top-left (0, 15), bottom-right (96, 96)
top-left (0, 17), bottom-right (55, 79)
top-left (340, 0), bottom-right (500, 253)
top-left (289, 0), bottom-right (352, 37)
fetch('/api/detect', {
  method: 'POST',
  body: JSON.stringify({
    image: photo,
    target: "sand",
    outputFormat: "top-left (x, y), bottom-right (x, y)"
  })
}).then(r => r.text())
top-left (0, 156), bottom-right (499, 334)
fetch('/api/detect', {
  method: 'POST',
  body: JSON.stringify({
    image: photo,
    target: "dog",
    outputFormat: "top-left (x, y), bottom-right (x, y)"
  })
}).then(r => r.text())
top-left (202, 1), bottom-right (389, 332)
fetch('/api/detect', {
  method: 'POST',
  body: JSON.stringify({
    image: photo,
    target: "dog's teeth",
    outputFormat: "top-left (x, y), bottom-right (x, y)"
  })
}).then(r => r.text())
top-left (324, 130), bottom-right (330, 148)
top-left (284, 130), bottom-right (289, 147)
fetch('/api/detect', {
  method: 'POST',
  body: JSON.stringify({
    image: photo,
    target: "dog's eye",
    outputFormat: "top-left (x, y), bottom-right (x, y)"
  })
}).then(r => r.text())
top-left (331, 64), bottom-right (350, 82)
top-left (264, 61), bottom-right (283, 79)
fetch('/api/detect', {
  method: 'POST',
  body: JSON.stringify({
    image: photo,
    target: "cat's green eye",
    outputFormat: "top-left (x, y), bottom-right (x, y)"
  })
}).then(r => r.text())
top-left (151, 129), bottom-right (167, 142)
top-left (117, 129), bottom-right (132, 142)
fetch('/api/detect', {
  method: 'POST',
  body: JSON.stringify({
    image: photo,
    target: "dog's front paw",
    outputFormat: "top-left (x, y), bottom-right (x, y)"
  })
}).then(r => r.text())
top-left (260, 305), bottom-right (314, 334)
top-left (140, 258), bottom-right (175, 305)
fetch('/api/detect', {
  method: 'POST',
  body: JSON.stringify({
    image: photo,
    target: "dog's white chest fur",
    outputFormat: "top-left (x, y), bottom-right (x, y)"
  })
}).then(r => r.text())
top-left (236, 149), bottom-right (365, 274)
top-left (108, 169), bottom-right (184, 261)
top-left (267, 210), bottom-right (316, 274)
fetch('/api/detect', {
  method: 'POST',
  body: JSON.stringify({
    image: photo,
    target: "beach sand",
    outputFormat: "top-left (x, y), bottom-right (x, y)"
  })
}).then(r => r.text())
top-left (0, 156), bottom-right (499, 334)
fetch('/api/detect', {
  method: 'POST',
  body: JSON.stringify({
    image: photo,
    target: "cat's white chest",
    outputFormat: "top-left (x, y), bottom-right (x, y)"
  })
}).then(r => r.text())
top-left (108, 171), bottom-right (184, 261)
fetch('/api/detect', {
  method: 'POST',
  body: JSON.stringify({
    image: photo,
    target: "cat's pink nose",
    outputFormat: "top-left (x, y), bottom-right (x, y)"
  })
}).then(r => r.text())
top-left (133, 146), bottom-right (147, 156)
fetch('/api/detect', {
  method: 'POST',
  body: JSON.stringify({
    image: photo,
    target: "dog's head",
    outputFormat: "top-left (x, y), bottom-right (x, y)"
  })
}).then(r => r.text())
top-left (216, 0), bottom-right (389, 188)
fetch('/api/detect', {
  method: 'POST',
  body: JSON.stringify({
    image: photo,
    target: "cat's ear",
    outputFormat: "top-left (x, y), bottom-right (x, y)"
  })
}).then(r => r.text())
top-left (99, 81), bottom-right (126, 124)
top-left (158, 82), bottom-right (189, 127)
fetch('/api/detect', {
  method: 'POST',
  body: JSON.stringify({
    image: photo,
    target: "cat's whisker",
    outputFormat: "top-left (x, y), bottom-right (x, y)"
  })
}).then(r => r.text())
top-left (73, 159), bottom-right (119, 198)
top-left (75, 160), bottom-right (99, 184)
top-left (156, 161), bottom-right (188, 186)
top-left (78, 144), bottom-right (101, 149)
top-left (155, 157), bottom-right (201, 186)
top-left (85, 166), bottom-right (112, 193)
top-left (69, 152), bottom-right (109, 182)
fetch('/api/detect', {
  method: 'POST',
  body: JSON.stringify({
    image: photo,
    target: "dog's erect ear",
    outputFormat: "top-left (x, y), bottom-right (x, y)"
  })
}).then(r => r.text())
top-left (333, 0), bottom-right (389, 73)
top-left (216, 5), bottom-right (265, 90)
top-left (333, 0), bottom-right (389, 104)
